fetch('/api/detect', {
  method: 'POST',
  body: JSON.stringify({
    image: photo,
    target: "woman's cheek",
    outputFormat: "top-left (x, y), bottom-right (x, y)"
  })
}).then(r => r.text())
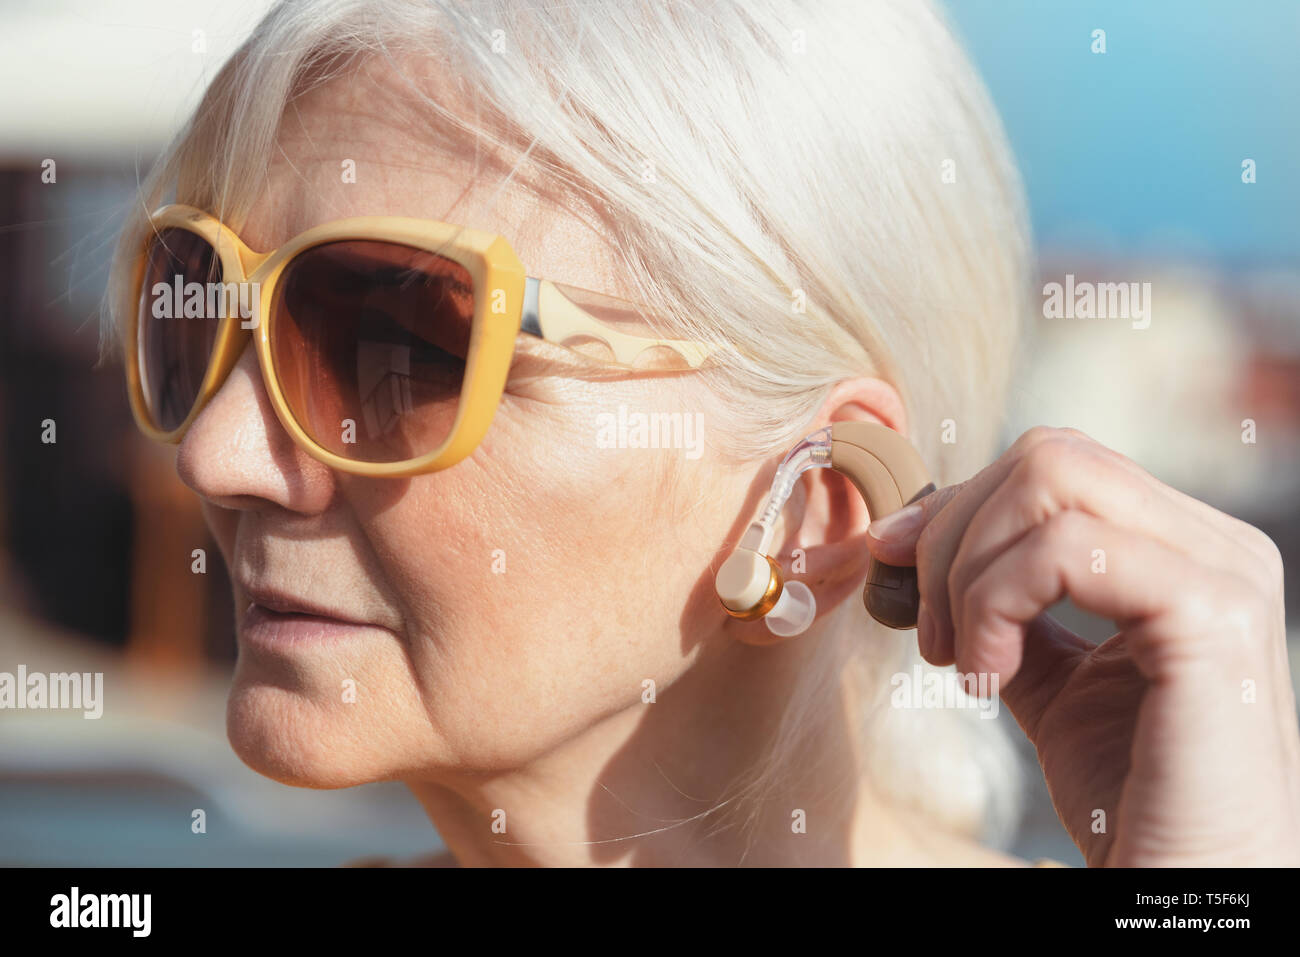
top-left (349, 435), bottom-right (690, 751)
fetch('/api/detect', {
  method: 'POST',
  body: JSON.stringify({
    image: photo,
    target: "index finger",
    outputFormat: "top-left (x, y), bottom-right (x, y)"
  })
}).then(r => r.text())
top-left (864, 427), bottom-right (1082, 662)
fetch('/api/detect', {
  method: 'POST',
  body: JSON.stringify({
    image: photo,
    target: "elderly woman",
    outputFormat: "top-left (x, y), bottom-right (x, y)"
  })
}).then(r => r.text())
top-left (107, 0), bottom-right (1298, 866)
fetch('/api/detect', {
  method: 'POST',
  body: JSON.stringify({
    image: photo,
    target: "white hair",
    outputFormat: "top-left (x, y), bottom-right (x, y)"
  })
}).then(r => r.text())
top-left (105, 0), bottom-right (1034, 851)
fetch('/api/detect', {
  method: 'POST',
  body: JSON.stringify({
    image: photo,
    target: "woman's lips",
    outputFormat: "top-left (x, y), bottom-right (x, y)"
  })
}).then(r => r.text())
top-left (239, 602), bottom-right (377, 648)
top-left (238, 587), bottom-right (385, 648)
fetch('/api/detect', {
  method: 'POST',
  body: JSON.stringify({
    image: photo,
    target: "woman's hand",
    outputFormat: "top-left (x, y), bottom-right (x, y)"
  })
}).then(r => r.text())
top-left (864, 426), bottom-right (1300, 866)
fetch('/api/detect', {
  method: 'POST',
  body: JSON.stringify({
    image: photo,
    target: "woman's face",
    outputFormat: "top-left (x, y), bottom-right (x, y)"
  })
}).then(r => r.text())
top-left (176, 57), bottom-right (753, 787)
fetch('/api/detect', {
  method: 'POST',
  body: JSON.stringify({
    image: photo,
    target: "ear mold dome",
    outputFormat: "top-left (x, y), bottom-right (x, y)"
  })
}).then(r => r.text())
top-left (763, 580), bottom-right (817, 637)
top-left (715, 422), bottom-right (935, 633)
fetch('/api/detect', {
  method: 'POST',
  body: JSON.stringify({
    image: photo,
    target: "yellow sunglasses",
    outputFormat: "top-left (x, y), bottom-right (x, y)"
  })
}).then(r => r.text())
top-left (124, 204), bottom-right (718, 476)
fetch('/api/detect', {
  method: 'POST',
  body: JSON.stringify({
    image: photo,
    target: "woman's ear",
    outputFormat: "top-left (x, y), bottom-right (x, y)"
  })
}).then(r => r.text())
top-left (763, 376), bottom-right (911, 627)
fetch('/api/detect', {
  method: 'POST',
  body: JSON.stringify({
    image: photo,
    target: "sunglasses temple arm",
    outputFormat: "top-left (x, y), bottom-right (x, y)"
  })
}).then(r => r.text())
top-left (521, 277), bottom-right (715, 368)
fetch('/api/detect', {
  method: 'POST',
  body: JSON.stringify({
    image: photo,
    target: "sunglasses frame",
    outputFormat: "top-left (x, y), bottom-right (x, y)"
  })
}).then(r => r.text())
top-left (125, 204), bottom-right (716, 476)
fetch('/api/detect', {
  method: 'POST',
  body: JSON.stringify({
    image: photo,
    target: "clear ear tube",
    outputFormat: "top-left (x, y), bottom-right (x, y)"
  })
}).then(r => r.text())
top-left (716, 427), bottom-right (831, 637)
top-left (742, 426), bottom-right (832, 554)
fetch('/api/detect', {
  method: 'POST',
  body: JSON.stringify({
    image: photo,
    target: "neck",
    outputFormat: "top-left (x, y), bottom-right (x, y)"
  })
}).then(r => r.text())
top-left (402, 624), bottom-right (969, 866)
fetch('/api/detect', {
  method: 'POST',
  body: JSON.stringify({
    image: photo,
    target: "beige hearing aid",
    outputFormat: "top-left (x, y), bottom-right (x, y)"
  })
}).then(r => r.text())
top-left (715, 422), bottom-right (935, 635)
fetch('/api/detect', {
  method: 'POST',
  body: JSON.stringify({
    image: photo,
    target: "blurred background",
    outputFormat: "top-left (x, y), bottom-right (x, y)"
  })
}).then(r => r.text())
top-left (0, 0), bottom-right (1296, 866)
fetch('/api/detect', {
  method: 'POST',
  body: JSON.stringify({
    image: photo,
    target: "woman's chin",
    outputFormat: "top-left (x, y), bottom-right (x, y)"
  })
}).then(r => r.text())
top-left (225, 681), bottom-right (388, 789)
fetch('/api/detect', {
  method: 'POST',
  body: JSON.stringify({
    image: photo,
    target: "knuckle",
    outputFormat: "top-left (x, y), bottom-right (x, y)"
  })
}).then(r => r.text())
top-left (1011, 436), bottom-right (1142, 519)
top-left (1057, 426), bottom-right (1096, 445)
top-left (1246, 526), bottom-right (1285, 592)
top-left (1012, 425), bottom-right (1062, 454)
top-left (1014, 436), bottom-right (1078, 494)
top-left (1217, 518), bottom-right (1285, 602)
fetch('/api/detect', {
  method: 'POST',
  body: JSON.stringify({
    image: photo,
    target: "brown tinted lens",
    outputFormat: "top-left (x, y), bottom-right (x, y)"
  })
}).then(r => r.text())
top-left (137, 228), bottom-right (225, 432)
top-left (270, 240), bottom-right (474, 464)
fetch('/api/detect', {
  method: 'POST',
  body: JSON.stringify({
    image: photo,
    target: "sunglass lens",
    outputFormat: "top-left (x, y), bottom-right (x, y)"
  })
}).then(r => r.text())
top-left (269, 240), bottom-right (474, 464)
top-left (137, 228), bottom-right (224, 431)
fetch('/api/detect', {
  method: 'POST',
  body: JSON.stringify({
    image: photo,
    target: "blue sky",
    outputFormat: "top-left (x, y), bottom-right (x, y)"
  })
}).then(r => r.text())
top-left (942, 0), bottom-right (1299, 265)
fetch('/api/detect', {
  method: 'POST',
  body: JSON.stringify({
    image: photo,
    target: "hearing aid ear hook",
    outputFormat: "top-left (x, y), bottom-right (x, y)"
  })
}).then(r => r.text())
top-left (715, 422), bottom-right (936, 633)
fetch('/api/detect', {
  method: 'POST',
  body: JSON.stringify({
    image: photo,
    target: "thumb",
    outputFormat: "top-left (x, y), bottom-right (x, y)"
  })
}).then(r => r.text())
top-left (864, 482), bottom-right (959, 566)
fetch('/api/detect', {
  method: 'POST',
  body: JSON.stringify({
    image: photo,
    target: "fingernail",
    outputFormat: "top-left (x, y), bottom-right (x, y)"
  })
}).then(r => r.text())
top-left (867, 502), bottom-right (924, 542)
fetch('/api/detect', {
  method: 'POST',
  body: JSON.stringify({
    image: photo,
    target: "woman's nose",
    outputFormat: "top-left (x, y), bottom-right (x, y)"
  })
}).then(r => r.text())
top-left (175, 340), bottom-right (336, 513)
